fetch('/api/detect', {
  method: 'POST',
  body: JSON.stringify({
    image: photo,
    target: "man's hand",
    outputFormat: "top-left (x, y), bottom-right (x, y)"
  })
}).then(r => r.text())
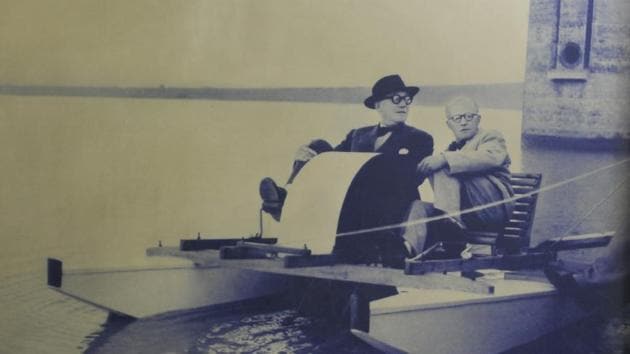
top-left (417, 154), bottom-right (447, 176)
top-left (294, 145), bottom-right (318, 162)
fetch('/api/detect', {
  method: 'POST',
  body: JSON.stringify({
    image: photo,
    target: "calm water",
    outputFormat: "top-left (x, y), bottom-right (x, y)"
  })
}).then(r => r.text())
top-left (0, 96), bottom-right (628, 353)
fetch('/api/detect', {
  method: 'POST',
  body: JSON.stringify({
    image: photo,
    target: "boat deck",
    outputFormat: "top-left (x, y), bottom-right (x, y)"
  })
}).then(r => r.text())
top-left (147, 246), bottom-right (498, 294)
top-left (371, 270), bottom-right (556, 315)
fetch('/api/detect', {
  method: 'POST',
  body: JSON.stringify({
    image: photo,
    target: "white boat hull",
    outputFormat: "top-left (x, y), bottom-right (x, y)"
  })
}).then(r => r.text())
top-left (51, 264), bottom-right (291, 318)
top-left (369, 275), bottom-right (587, 354)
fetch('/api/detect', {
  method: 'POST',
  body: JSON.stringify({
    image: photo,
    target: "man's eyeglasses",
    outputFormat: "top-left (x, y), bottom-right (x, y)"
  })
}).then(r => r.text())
top-left (448, 113), bottom-right (480, 123)
top-left (385, 94), bottom-right (413, 106)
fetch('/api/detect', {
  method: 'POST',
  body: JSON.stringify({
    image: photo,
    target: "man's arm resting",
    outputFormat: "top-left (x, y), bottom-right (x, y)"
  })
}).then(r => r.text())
top-left (417, 153), bottom-right (447, 176)
top-left (333, 129), bottom-right (356, 152)
top-left (443, 130), bottom-right (509, 174)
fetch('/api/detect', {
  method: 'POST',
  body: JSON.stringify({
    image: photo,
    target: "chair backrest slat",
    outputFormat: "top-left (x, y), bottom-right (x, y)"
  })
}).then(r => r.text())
top-left (509, 172), bottom-right (542, 251)
top-left (466, 172), bottom-right (542, 253)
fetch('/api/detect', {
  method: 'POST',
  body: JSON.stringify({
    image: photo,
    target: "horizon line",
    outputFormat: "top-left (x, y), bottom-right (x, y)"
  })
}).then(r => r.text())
top-left (0, 82), bottom-right (523, 110)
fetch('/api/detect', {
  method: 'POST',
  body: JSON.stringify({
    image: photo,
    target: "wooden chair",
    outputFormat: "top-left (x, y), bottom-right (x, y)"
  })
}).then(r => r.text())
top-left (466, 173), bottom-right (543, 255)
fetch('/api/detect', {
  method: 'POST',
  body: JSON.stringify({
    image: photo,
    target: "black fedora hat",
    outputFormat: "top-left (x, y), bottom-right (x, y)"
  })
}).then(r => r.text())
top-left (364, 74), bottom-right (420, 109)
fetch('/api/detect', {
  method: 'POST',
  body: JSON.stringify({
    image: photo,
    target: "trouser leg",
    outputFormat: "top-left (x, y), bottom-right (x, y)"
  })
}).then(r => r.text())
top-left (460, 175), bottom-right (509, 231)
top-left (401, 200), bottom-right (433, 253)
top-left (431, 169), bottom-right (463, 223)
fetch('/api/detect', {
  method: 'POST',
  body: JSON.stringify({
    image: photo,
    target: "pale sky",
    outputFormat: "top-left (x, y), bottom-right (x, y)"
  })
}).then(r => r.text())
top-left (0, 0), bottom-right (530, 87)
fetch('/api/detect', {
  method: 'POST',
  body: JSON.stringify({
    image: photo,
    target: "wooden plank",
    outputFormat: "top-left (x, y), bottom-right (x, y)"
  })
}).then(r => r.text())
top-left (236, 241), bottom-right (311, 256)
top-left (515, 196), bottom-right (536, 204)
top-left (284, 254), bottom-right (337, 268)
top-left (501, 235), bottom-right (522, 241)
top-left (533, 231), bottom-right (615, 251)
top-left (504, 227), bottom-right (526, 236)
top-left (511, 172), bottom-right (542, 180)
top-left (405, 253), bottom-right (554, 275)
top-left (501, 235), bottom-right (522, 243)
top-left (180, 237), bottom-right (277, 251)
top-left (219, 246), bottom-right (270, 259)
top-left (146, 247), bottom-right (494, 294)
top-left (508, 218), bottom-right (528, 224)
top-left (507, 219), bottom-right (528, 228)
top-left (513, 186), bottom-right (537, 194)
top-left (511, 211), bottom-right (531, 221)
top-left (509, 178), bottom-right (541, 187)
top-left (146, 247), bottom-right (223, 266)
top-left (514, 202), bottom-right (534, 213)
top-left (521, 174), bottom-right (542, 249)
top-left (466, 232), bottom-right (522, 244)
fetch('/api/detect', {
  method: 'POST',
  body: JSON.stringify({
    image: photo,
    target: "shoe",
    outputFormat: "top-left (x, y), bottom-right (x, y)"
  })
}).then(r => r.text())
top-left (379, 232), bottom-right (410, 269)
top-left (403, 240), bottom-right (417, 259)
top-left (259, 177), bottom-right (287, 222)
top-left (422, 211), bottom-right (467, 259)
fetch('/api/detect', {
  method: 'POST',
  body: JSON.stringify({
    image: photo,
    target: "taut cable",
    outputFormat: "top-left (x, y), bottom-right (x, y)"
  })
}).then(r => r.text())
top-left (336, 158), bottom-right (630, 238)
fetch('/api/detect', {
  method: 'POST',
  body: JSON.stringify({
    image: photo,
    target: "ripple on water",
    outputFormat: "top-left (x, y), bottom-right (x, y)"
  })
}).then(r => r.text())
top-left (0, 271), bottom-right (108, 354)
top-left (1, 266), bottom-right (627, 353)
top-left (88, 305), bottom-right (381, 354)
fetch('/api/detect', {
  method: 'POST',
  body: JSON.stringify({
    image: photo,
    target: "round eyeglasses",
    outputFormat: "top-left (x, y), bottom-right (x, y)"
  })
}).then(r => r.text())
top-left (385, 94), bottom-right (413, 106)
top-left (448, 113), bottom-right (480, 123)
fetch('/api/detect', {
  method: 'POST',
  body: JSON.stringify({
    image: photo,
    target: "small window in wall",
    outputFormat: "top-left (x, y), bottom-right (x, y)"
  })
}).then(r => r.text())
top-left (548, 0), bottom-right (594, 81)
top-left (559, 41), bottom-right (582, 69)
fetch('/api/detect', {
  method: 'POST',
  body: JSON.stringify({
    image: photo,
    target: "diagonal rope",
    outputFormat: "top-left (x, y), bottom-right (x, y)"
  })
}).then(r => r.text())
top-left (336, 158), bottom-right (630, 238)
top-left (558, 175), bottom-right (630, 238)
top-left (538, 176), bottom-right (629, 253)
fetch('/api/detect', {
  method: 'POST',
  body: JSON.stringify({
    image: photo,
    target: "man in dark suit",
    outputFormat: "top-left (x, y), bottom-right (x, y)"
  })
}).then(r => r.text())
top-left (260, 74), bottom-right (434, 222)
top-left (259, 75), bottom-right (433, 268)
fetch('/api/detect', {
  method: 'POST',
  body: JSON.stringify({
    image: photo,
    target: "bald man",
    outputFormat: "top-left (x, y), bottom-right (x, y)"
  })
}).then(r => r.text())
top-left (404, 96), bottom-right (514, 254)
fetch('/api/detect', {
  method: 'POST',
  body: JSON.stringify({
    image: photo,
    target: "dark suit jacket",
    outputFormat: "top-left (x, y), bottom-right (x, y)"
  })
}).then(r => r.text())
top-left (334, 124), bottom-right (434, 264)
top-left (334, 124), bottom-right (434, 161)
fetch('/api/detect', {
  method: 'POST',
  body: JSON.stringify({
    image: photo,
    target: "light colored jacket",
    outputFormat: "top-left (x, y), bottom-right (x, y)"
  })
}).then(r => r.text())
top-left (442, 128), bottom-right (513, 200)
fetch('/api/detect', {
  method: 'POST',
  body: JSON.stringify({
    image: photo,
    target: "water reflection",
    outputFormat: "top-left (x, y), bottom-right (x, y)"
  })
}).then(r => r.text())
top-left (0, 272), bottom-right (107, 354)
top-left (87, 307), bottom-right (380, 354)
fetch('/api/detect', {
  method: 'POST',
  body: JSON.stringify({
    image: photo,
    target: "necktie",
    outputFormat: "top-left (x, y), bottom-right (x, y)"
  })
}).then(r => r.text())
top-left (448, 140), bottom-right (467, 151)
top-left (376, 124), bottom-right (401, 137)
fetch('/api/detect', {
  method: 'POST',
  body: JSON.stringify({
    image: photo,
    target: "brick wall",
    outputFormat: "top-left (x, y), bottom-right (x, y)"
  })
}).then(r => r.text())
top-left (522, 0), bottom-right (630, 145)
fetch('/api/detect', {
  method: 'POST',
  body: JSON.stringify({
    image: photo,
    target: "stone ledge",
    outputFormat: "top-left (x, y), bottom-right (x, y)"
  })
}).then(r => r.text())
top-left (522, 133), bottom-right (630, 151)
top-left (547, 69), bottom-right (589, 81)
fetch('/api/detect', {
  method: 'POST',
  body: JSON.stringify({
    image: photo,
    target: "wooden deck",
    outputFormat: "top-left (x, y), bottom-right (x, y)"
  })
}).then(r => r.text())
top-left (146, 247), bottom-right (494, 294)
